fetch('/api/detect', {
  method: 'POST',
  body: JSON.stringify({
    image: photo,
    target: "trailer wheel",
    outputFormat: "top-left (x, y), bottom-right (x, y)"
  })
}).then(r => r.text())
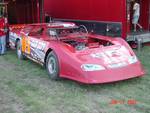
top-left (129, 41), bottom-right (138, 49)
top-left (129, 41), bottom-right (143, 49)
top-left (16, 40), bottom-right (26, 60)
top-left (46, 51), bottom-right (60, 80)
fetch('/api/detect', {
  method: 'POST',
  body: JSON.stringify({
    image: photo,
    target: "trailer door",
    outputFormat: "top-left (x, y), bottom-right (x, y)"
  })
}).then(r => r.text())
top-left (140, 0), bottom-right (149, 30)
top-left (127, 0), bottom-right (150, 32)
top-left (7, 0), bottom-right (40, 24)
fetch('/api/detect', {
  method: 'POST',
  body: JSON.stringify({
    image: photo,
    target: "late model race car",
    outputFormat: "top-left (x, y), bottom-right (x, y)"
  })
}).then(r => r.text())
top-left (9, 22), bottom-right (145, 84)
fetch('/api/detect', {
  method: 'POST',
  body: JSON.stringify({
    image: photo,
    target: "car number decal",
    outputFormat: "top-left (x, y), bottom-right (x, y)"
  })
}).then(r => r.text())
top-left (22, 36), bottom-right (31, 54)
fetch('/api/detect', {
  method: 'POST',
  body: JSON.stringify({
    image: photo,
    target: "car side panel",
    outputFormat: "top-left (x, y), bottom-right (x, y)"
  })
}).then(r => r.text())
top-left (9, 32), bottom-right (21, 49)
top-left (27, 37), bottom-right (48, 64)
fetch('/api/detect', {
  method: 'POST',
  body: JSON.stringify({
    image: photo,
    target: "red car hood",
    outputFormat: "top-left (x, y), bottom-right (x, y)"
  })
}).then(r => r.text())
top-left (75, 45), bottom-right (137, 69)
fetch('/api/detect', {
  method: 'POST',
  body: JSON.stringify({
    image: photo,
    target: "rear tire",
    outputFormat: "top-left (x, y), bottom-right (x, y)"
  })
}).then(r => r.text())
top-left (46, 51), bottom-right (60, 80)
top-left (16, 40), bottom-right (26, 60)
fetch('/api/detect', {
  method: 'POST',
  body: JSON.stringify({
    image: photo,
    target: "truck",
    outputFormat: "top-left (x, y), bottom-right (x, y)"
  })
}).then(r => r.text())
top-left (43, 0), bottom-right (150, 44)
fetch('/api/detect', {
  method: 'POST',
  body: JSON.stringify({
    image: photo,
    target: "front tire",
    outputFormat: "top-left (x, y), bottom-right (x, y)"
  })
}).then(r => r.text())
top-left (16, 40), bottom-right (26, 60)
top-left (46, 51), bottom-right (60, 80)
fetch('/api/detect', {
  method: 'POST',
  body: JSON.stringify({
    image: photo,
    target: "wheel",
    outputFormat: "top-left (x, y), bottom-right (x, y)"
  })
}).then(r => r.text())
top-left (128, 41), bottom-right (137, 49)
top-left (128, 41), bottom-right (143, 49)
top-left (46, 51), bottom-right (60, 80)
top-left (16, 40), bottom-right (26, 60)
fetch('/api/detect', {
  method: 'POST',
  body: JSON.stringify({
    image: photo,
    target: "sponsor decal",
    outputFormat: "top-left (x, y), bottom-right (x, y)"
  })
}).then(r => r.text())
top-left (90, 46), bottom-right (130, 64)
top-left (29, 38), bottom-right (47, 62)
top-left (10, 32), bottom-right (20, 39)
top-left (30, 39), bottom-right (46, 51)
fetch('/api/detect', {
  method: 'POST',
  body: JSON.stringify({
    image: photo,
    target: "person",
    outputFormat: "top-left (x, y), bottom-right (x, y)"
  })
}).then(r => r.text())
top-left (132, 0), bottom-right (143, 32)
top-left (0, 6), bottom-right (8, 55)
top-left (0, 17), bottom-right (6, 55)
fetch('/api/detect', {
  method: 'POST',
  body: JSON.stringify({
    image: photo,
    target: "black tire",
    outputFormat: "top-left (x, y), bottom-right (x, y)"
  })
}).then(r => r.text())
top-left (129, 41), bottom-right (144, 49)
top-left (16, 40), bottom-right (26, 60)
top-left (46, 51), bottom-right (60, 80)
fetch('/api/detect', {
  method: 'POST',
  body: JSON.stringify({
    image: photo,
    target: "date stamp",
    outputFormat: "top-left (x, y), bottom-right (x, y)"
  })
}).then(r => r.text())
top-left (109, 99), bottom-right (137, 105)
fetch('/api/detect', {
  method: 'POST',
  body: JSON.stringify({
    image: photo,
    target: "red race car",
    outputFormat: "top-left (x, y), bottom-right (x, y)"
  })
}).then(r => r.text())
top-left (9, 22), bottom-right (145, 84)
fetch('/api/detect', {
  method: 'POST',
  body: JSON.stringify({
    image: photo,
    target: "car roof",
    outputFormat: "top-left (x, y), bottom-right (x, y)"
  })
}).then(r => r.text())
top-left (28, 21), bottom-right (78, 29)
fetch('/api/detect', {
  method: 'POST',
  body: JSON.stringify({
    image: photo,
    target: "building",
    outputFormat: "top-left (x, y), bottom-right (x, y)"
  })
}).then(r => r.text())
top-left (44, 0), bottom-right (150, 41)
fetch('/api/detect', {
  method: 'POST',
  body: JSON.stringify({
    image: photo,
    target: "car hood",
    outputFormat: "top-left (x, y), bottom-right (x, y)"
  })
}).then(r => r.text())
top-left (74, 45), bottom-right (137, 69)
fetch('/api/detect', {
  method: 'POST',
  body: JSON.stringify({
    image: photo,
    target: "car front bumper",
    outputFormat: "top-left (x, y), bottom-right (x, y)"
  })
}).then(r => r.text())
top-left (65, 61), bottom-right (145, 84)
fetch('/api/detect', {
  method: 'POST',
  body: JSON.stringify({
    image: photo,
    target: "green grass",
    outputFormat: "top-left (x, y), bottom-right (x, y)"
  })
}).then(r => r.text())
top-left (0, 48), bottom-right (150, 113)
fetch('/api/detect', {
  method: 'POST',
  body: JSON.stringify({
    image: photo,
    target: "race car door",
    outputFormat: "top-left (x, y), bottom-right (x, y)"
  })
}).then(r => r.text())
top-left (26, 26), bottom-right (46, 63)
top-left (21, 26), bottom-right (34, 55)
